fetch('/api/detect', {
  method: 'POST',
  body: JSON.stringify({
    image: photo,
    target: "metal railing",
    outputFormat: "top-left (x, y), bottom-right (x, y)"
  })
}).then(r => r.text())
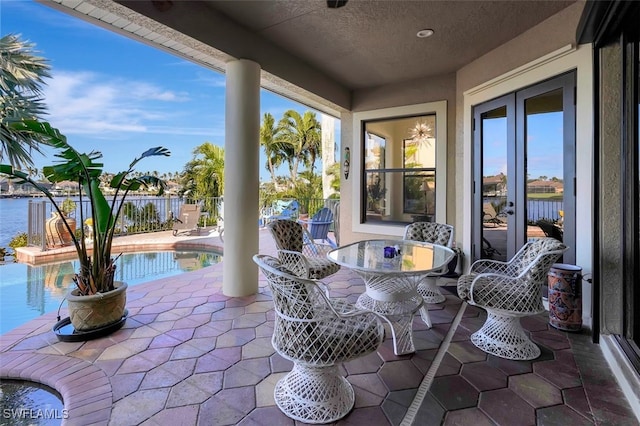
top-left (26, 196), bottom-right (339, 249)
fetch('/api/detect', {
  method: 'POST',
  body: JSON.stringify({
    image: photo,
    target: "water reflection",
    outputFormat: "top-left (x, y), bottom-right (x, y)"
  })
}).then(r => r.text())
top-left (0, 250), bottom-right (221, 334)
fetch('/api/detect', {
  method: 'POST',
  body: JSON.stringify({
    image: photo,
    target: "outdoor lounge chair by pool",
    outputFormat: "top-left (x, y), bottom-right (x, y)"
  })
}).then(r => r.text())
top-left (267, 200), bottom-right (300, 222)
top-left (483, 202), bottom-right (507, 227)
top-left (172, 204), bottom-right (201, 236)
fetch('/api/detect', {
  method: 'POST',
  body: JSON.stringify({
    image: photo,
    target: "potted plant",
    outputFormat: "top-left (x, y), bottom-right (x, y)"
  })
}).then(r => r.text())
top-left (0, 120), bottom-right (170, 334)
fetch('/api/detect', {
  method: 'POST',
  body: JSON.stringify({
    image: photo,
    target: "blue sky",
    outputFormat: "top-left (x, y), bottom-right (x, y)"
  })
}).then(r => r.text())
top-left (2, 0), bottom-right (330, 180)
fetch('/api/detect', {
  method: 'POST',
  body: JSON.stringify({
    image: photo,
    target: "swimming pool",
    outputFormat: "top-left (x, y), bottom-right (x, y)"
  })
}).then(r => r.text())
top-left (0, 250), bottom-right (222, 335)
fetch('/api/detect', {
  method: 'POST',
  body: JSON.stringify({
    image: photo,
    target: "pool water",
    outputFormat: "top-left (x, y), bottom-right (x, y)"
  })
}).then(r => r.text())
top-left (0, 380), bottom-right (65, 425)
top-left (0, 250), bottom-right (221, 335)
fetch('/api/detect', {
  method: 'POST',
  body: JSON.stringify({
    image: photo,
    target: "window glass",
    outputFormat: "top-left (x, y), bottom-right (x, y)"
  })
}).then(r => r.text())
top-left (362, 114), bottom-right (436, 224)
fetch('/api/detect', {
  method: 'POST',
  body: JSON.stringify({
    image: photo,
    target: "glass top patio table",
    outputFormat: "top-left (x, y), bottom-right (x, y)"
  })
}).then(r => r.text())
top-left (327, 239), bottom-right (453, 274)
top-left (328, 240), bottom-right (454, 355)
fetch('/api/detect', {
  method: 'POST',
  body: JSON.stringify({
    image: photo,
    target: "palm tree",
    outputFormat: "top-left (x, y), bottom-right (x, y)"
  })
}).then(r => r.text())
top-left (180, 142), bottom-right (225, 214)
top-left (259, 113), bottom-right (285, 183)
top-left (0, 34), bottom-right (52, 168)
top-left (277, 110), bottom-right (322, 182)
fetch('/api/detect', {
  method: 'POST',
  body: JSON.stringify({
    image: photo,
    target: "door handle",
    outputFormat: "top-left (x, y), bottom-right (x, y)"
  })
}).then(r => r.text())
top-left (504, 209), bottom-right (514, 215)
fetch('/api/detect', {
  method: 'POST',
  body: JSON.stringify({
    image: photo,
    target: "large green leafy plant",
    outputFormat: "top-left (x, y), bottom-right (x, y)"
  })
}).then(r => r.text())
top-left (0, 120), bottom-right (170, 295)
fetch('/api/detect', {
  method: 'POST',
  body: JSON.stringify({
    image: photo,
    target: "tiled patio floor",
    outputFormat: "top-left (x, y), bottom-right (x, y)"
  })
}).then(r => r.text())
top-left (1, 229), bottom-right (638, 425)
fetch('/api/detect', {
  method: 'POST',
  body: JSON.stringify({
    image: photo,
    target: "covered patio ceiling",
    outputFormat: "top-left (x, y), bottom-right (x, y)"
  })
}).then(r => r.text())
top-left (44, 0), bottom-right (578, 115)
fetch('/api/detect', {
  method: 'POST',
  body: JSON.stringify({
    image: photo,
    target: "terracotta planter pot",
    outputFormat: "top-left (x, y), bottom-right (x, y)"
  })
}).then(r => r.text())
top-left (67, 282), bottom-right (127, 332)
top-left (45, 213), bottom-right (76, 248)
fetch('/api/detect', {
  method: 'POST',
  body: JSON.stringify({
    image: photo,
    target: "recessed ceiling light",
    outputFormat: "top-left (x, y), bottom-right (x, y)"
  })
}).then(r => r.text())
top-left (416, 29), bottom-right (434, 38)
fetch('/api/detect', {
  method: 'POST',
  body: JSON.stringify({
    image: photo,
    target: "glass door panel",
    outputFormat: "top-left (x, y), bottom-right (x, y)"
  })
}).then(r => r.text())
top-left (523, 88), bottom-right (565, 247)
top-left (473, 72), bottom-right (575, 263)
top-left (481, 106), bottom-right (509, 262)
top-left (474, 95), bottom-right (514, 261)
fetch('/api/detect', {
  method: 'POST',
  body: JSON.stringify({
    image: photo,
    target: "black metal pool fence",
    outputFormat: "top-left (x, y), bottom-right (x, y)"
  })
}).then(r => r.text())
top-left (26, 196), bottom-right (339, 250)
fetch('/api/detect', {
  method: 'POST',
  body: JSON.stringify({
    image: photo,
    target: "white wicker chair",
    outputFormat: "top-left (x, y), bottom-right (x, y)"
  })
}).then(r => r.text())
top-left (267, 219), bottom-right (340, 279)
top-left (253, 254), bottom-right (385, 424)
top-left (457, 237), bottom-right (567, 360)
top-left (403, 222), bottom-right (454, 303)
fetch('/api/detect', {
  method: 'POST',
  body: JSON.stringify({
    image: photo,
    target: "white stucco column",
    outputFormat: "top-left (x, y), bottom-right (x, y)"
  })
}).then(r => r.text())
top-left (223, 59), bottom-right (260, 296)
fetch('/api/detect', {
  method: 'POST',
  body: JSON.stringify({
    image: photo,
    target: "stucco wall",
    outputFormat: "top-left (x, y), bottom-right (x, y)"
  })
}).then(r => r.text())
top-left (598, 43), bottom-right (624, 334)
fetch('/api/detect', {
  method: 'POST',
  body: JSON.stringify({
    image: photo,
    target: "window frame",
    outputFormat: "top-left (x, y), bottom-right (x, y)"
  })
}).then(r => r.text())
top-left (352, 101), bottom-right (448, 236)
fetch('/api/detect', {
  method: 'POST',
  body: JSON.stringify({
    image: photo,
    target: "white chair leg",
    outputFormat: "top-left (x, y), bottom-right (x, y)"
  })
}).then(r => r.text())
top-left (417, 276), bottom-right (446, 304)
top-left (274, 363), bottom-right (354, 424)
top-left (470, 310), bottom-right (541, 360)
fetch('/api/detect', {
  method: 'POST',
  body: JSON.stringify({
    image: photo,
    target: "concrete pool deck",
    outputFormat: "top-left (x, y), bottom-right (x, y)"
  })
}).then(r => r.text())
top-left (1, 228), bottom-right (638, 425)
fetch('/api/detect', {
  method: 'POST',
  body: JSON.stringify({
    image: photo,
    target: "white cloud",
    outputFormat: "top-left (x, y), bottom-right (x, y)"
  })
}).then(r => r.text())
top-left (43, 71), bottom-right (192, 135)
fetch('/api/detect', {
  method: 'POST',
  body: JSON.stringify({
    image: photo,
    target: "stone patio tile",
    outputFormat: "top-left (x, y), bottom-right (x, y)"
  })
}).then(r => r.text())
top-left (194, 320), bottom-right (232, 338)
top-left (216, 327), bottom-right (256, 348)
top-left (479, 388), bottom-right (536, 425)
top-left (353, 383), bottom-right (386, 408)
top-left (130, 324), bottom-right (167, 339)
top-left (430, 375), bottom-right (479, 410)
top-left (254, 322), bottom-right (275, 339)
top-left (166, 380), bottom-right (211, 407)
top-left (509, 372), bottom-right (563, 407)
top-left (232, 312), bottom-right (268, 329)
top-left (170, 341), bottom-right (213, 360)
top-left (110, 372), bottom-right (145, 401)
top-left (533, 359), bottom-right (582, 389)
top-left (434, 352), bottom-right (462, 377)
top-left (521, 314), bottom-right (552, 332)
top-left (255, 372), bottom-right (286, 407)
top-left (269, 353), bottom-right (293, 373)
top-left (192, 301), bottom-right (226, 315)
top-left (140, 302), bottom-right (176, 318)
top-left (211, 306), bottom-right (246, 321)
top-left (244, 301), bottom-right (275, 314)
top-left (165, 327), bottom-right (195, 342)
top-left (236, 406), bottom-right (294, 426)
top-left (148, 332), bottom-right (183, 349)
top-left (346, 406), bottom-right (394, 426)
top-left (171, 294), bottom-right (208, 307)
top-left (148, 405), bottom-right (199, 425)
top-left (195, 348), bottom-right (242, 373)
top-left (378, 359), bottom-right (423, 391)
top-left (531, 329), bottom-right (571, 351)
top-left (96, 337), bottom-right (152, 361)
top-left (448, 340), bottom-right (488, 364)
top-left (223, 358), bottom-right (270, 388)
top-left (427, 308), bottom-right (456, 325)
top-left (129, 313), bottom-right (158, 325)
top-left (349, 372), bottom-right (388, 398)
top-left (110, 388), bottom-right (170, 425)
top-left (413, 393), bottom-right (447, 425)
top-left (199, 386), bottom-right (256, 425)
top-left (563, 386), bottom-right (594, 420)
top-left (173, 313), bottom-right (213, 329)
top-left (140, 359), bottom-right (197, 390)
top-left (241, 336), bottom-right (275, 359)
top-left (381, 396), bottom-right (410, 425)
top-left (155, 307), bottom-right (195, 322)
top-left (412, 329), bottom-right (446, 351)
top-left (487, 354), bottom-right (533, 376)
top-left (536, 405), bottom-right (595, 425)
top-left (460, 361), bottom-right (508, 391)
top-left (443, 407), bottom-right (495, 426)
top-left (344, 350), bottom-right (383, 375)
